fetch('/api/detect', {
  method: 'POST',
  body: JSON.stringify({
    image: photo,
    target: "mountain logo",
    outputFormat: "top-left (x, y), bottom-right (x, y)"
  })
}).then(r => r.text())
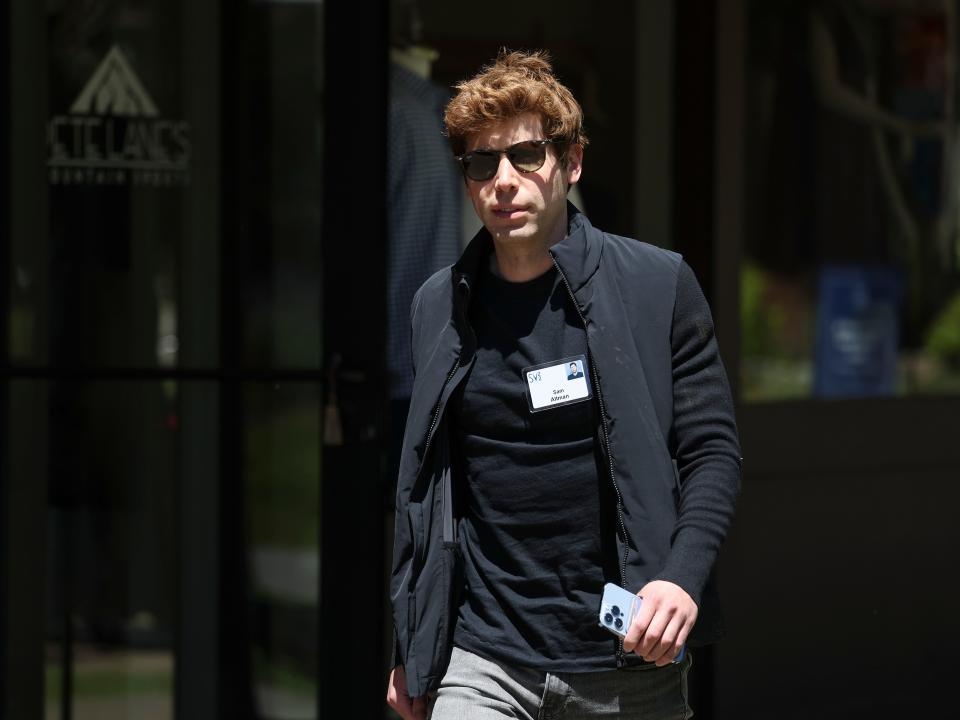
top-left (47, 44), bottom-right (191, 188)
top-left (70, 46), bottom-right (159, 117)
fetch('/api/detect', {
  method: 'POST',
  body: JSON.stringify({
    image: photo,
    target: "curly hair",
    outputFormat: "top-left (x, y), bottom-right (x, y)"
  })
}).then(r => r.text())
top-left (444, 49), bottom-right (588, 159)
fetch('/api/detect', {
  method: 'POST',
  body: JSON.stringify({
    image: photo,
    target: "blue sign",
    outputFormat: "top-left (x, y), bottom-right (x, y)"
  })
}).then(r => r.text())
top-left (814, 266), bottom-right (903, 397)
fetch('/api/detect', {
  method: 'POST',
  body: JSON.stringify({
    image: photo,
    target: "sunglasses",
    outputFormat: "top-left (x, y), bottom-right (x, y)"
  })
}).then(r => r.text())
top-left (455, 139), bottom-right (560, 181)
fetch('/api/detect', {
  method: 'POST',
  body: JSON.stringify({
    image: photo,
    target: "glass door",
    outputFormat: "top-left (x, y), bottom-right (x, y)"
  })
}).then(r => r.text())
top-left (3, 1), bottom-right (348, 718)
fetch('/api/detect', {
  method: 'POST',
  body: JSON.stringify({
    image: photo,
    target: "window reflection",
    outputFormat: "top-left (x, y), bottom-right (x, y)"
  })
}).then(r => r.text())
top-left (43, 0), bottom-right (187, 370)
top-left (244, 383), bottom-right (320, 719)
top-left (43, 380), bottom-right (177, 720)
top-left (743, 0), bottom-right (960, 400)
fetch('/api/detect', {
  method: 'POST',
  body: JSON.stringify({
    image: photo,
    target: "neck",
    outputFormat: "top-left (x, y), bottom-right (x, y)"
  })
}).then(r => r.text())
top-left (490, 205), bottom-right (568, 282)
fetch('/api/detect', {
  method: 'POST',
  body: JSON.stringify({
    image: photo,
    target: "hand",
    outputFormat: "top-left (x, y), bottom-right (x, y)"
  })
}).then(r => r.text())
top-left (386, 665), bottom-right (428, 720)
top-left (622, 580), bottom-right (698, 667)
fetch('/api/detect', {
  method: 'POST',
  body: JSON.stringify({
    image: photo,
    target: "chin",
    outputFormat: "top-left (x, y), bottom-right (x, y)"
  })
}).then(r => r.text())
top-left (489, 220), bottom-right (534, 238)
top-left (493, 227), bottom-right (535, 242)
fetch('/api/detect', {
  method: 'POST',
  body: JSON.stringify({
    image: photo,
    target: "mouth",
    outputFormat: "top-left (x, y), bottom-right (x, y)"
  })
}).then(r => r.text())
top-left (492, 206), bottom-right (527, 219)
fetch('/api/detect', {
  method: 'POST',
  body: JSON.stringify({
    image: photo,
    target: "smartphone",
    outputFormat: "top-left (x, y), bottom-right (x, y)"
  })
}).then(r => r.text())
top-left (597, 582), bottom-right (686, 663)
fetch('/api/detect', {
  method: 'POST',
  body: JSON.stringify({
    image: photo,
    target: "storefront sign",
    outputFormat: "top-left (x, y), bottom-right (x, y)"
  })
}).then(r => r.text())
top-left (814, 265), bottom-right (903, 397)
top-left (46, 45), bottom-right (191, 187)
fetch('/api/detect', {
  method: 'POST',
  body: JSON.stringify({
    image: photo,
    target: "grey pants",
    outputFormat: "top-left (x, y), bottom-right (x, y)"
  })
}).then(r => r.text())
top-left (428, 646), bottom-right (694, 720)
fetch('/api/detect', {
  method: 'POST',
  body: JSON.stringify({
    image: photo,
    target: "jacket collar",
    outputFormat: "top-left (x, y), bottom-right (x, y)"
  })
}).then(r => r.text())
top-left (452, 201), bottom-right (602, 306)
top-left (548, 203), bottom-right (603, 296)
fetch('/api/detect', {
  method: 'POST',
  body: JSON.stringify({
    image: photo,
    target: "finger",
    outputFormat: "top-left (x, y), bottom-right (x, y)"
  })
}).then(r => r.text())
top-left (412, 695), bottom-right (428, 720)
top-left (637, 605), bottom-right (673, 659)
top-left (622, 594), bottom-right (655, 653)
top-left (393, 697), bottom-right (415, 720)
top-left (675, 611), bottom-right (695, 651)
top-left (652, 613), bottom-right (685, 666)
top-left (388, 694), bottom-right (412, 720)
top-left (656, 606), bottom-right (698, 666)
top-left (386, 684), bottom-right (413, 720)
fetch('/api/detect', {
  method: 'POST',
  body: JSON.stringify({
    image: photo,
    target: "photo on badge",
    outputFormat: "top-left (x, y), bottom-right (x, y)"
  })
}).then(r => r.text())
top-left (522, 354), bottom-right (592, 413)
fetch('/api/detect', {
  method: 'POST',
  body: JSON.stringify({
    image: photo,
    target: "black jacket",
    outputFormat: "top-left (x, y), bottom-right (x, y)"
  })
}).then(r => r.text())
top-left (390, 206), bottom-right (742, 697)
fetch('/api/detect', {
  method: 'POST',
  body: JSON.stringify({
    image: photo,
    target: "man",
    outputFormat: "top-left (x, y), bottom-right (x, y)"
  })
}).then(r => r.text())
top-left (387, 50), bottom-right (741, 720)
top-left (568, 361), bottom-right (584, 380)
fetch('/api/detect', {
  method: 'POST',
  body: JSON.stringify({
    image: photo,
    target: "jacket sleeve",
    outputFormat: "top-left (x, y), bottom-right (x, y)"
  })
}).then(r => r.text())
top-left (656, 261), bottom-right (742, 605)
top-left (390, 286), bottom-right (425, 670)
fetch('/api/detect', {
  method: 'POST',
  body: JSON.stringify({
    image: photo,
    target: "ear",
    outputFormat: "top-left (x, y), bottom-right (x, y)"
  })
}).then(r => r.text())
top-left (565, 143), bottom-right (584, 185)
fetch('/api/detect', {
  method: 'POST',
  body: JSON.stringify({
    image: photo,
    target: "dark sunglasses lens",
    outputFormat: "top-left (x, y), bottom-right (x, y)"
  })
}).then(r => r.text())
top-left (461, 142), bottom-right (548, 180)
top-left (509, 142), bottom-right (547, 172)
top-left (463, 152), bottom-right (497, 181)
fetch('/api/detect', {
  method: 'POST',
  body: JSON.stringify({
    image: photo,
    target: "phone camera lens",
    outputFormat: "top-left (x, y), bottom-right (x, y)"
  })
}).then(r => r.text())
top-left (603, 613), bottom-right (613, 625)
top-left (611, 606), bottom-right (621, 617)
top-left (614, 618), bottom-right (624, 630)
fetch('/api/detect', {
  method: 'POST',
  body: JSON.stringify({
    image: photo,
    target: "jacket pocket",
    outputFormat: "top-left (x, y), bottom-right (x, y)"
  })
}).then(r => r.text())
top-left (407, 539), bottom-right (463, 697)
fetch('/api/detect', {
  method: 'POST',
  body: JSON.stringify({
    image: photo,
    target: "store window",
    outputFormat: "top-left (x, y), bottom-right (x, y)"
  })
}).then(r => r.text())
top-left (742, 0), bottom-right (960, 401)
top-left (41, 379), bottom-right (180, 720)
top-left (5, 0), bottom-right (327, 718)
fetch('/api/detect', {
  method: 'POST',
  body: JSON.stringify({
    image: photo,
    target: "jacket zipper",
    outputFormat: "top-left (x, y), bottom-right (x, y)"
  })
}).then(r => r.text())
top-left (417, 359), bottom-right (461, 485)
top-left (419, 277), bottom-right (477, 476)
top-left (552, 256), bottom-right (630, 667)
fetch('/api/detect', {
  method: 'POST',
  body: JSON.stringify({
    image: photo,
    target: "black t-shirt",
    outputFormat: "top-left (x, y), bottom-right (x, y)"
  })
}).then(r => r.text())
top-left (451, 258), bottom-right (620, 672)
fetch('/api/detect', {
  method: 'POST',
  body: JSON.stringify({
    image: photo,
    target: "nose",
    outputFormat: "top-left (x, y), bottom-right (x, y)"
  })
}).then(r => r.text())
top-left (493, 153), bottom-right (519, 192)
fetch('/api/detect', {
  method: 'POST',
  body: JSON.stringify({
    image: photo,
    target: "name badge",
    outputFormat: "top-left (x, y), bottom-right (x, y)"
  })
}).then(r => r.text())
top-left (523, 354), bottom-right (592, 413)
